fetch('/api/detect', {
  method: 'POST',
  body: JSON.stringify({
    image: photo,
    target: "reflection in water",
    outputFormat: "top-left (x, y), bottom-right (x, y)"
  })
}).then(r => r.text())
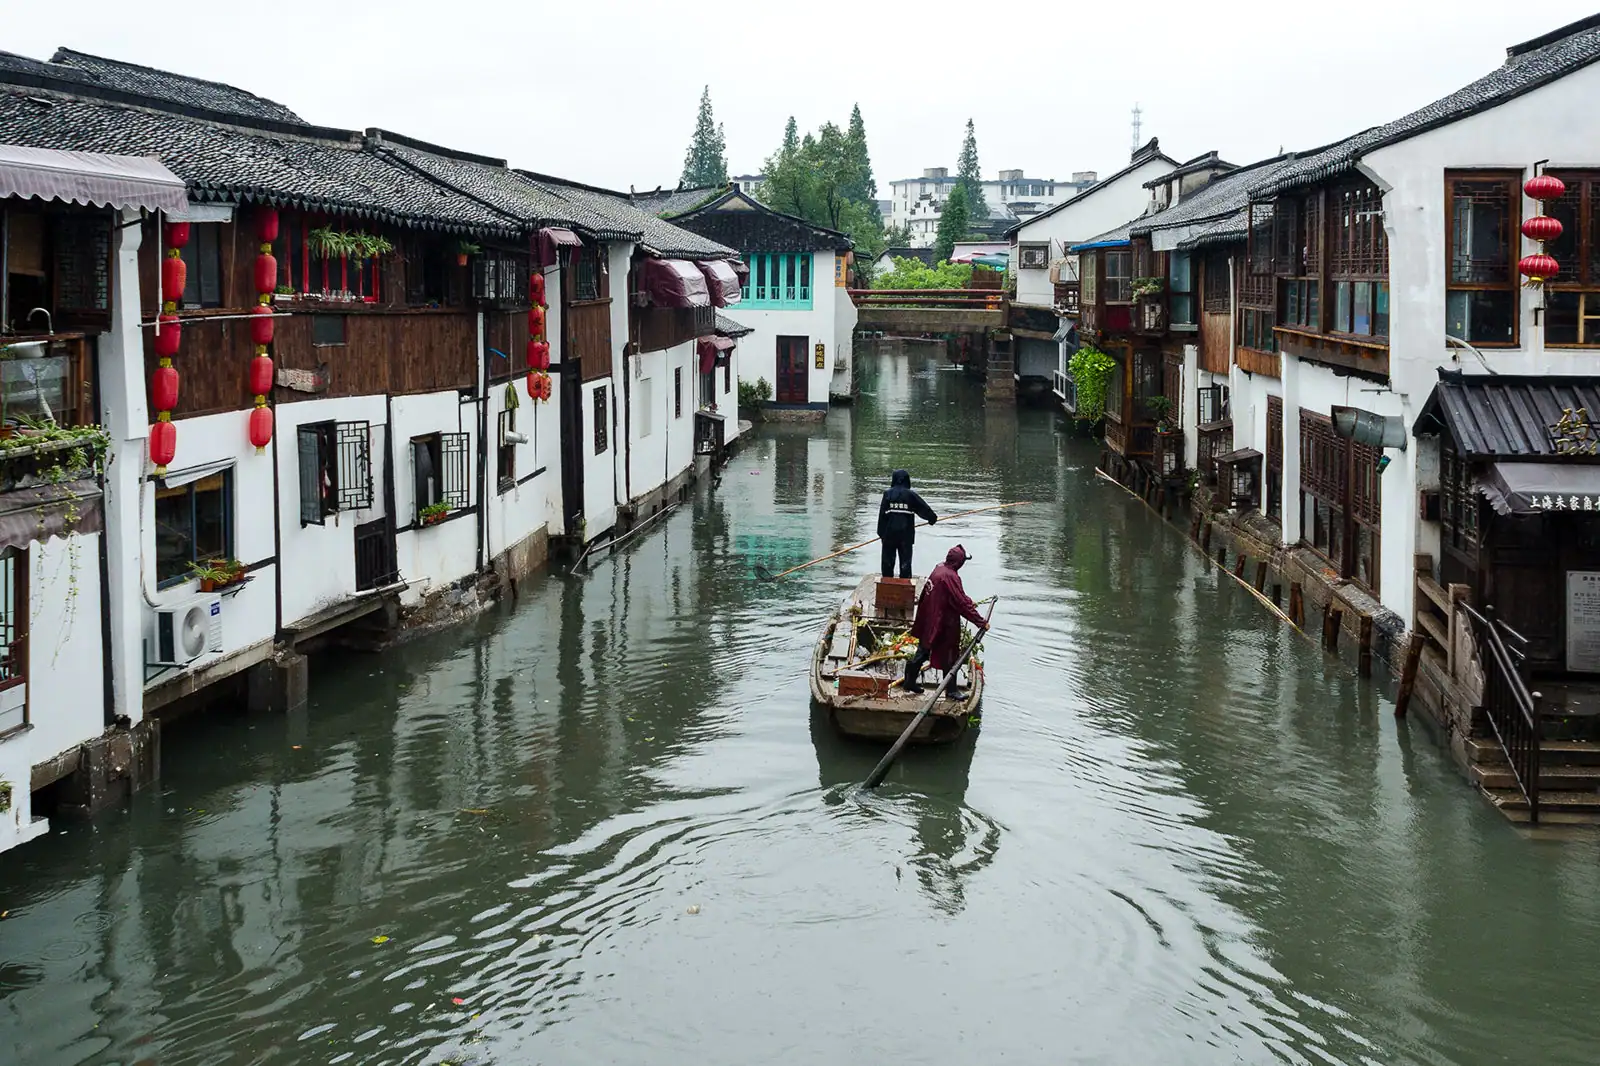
top-left (2, 341), bottom-right (1600, 1065)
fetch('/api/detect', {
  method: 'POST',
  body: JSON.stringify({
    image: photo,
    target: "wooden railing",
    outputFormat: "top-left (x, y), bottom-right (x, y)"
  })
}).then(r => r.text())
top-left (1196, 421), bottom-right (1231, 484)
top-left (1463, 602), bottom-right (1542, 821)
top-left (1104, 416), bottom-right (1127, 455)
top-left (1053, 281), bottom-right (1080, 317)
top-left (1154, 429), bottom-right (1183, 477)
top-left (847, 289), bottom-right (1005, 310)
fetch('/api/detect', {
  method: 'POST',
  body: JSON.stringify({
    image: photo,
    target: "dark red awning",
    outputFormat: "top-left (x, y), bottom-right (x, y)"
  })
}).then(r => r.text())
top-left (697, 334), bottom-right (735, 372)
top-left (728, 258), bottom-right (749, 284)
top-left (537, 227), bottom-right (583, 267)
top-left (698, 259), bottom-right (742, 307)
top-left (641, 258), bottom-right (711, 309)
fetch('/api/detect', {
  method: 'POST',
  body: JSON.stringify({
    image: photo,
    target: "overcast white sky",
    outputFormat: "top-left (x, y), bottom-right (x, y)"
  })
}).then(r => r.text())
top-left (9, 1), bottom-right (1597, 193)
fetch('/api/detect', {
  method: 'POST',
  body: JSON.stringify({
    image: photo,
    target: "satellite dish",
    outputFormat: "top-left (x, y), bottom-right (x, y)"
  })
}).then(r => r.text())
top-left (179, 603), bottom-right (208, 661)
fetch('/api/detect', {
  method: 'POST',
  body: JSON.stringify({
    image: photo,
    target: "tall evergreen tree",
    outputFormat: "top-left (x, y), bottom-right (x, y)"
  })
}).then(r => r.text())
top-left (844, 104), bottom-right (878, 217)
top-left (955, 119), bottom-right (988, 228)
top-left (680, 86), bottom-right (729, 188)
top-left (935, 184), bottom-right (972, 262)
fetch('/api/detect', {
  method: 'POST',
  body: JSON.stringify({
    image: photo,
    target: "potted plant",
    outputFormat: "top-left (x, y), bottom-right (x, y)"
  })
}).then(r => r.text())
top-left (419, 501), bottom-right (450, 527)
top-left (274, 284), bottom-right (295, 303)
top-left (189, 558), bottom-right (248, 592)
top-left (1131, 276), bottom-right (1164, 300)
top-left (1146, 395), bottom-right (1175, 433)
top-left (456, 241), bottom-right (480, 267)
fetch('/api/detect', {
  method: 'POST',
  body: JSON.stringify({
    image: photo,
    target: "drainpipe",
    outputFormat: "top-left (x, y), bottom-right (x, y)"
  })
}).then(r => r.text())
top-left (475, 311), bottom-right (487, 575)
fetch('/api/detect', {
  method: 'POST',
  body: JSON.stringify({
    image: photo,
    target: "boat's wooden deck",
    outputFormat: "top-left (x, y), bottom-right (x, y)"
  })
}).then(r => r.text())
top-left (817, 575), bottom-right (973, 703)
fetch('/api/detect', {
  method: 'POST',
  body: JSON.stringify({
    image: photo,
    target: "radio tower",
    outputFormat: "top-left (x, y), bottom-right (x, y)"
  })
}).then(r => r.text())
top-left (1131, 103), bottom-right (1143, 156)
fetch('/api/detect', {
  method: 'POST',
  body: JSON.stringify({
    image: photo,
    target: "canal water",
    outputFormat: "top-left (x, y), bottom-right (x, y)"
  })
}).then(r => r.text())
top-left (4, 342), bottom-right (1600, 1066)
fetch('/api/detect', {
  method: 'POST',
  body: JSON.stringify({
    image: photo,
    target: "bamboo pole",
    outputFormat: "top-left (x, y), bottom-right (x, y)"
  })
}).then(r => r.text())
top-left (758, 502), bottom-right (1029, 581)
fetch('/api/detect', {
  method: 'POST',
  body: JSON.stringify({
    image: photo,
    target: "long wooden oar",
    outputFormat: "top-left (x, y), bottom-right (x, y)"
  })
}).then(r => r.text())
top-left (862, 599), bottom-right (997, 790)
top-left (757, 502), bottom-right (1028, 581)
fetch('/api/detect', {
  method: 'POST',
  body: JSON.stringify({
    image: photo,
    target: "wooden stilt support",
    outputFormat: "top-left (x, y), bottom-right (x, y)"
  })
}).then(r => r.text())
top-left (1395, 632), bottom-right (1424, 718)
top-left (1271, 582), bottom-right (1283, 606)
top-left (1190, 511), bottom-right (1203, 540)
top-left (1201, 521), bottom-right (1213, 552)
top-left (1233, 553), bottom-right (1248, 579)
top-left (1289, 582), bottom-right (1304, 627)
top-left (1324, 607), bottom-right (1343, 653)
top-left (1216, 547), bottom-right (1227, 567)
top-left (1254, 560), bottom-right (1268, 592)
top-left (1358, 614), bottom-right (1374, 678)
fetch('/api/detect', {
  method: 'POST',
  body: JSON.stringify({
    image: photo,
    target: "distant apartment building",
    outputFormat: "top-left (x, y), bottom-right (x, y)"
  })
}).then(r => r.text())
top-left (731, 173), bottom-right (766, 197)
top-left (888, 167), bottom-right (1098, 246)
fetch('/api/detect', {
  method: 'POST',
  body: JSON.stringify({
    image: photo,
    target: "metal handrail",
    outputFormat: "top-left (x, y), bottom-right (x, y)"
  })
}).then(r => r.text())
top-left (1461, 602), bottom-right (1541, 821)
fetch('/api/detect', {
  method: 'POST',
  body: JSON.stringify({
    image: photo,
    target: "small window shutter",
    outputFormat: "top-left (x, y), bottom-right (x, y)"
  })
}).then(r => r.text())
top-left (412, 438), bottom-right (435, 515)
top-left (441, 432), bottom-right (470, 509)
top-left (51, 214), bottom-right (112, 328)
top-left (297, 426), bottom-right (324, 526)
top-left (335, 421), bottom-right (373, 510)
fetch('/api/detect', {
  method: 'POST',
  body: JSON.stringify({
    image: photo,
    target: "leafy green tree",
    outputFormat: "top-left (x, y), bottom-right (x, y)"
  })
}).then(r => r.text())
top-left (873, 258), bottom-right (974, 290)
top-left (680, 86), bottom-right (728, 188)
top-left (844, 104), bottom-right (879, 220)
top-left (762, 112), bottom-right (892, 255)
top-left (956, 119), bottom-right (988, 227)
top-left (934, 184), bottom-right (972, 262)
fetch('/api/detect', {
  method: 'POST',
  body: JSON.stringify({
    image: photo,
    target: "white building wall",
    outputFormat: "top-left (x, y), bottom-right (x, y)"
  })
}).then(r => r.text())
top-left (728, 250), bottom-right (840, 408)
top-left (626, 341), bottom-right (696, 501)
top-left (483, 374), bottom-right (561, 565)
top-left (391, 390), bottom-right (480, 607)
top-left (273, 394), bottom-right (389, 626)
top-left (23, 535), bottom-right (106, 772)
top-left (1010, 158), bottom-right (1177, 308)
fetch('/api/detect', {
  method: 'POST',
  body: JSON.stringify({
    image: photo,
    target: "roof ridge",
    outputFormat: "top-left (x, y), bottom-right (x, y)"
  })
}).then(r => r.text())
top-left (1507, 12), bottom-right (1600, 58)
top-left (366, 128), bottom-right (506, 168)
top-left (49, 46), bottom-right (300, 117)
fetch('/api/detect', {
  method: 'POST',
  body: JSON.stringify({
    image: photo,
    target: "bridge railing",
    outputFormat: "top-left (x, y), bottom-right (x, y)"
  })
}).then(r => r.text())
top-left (847, 289), bottom-right (1006, 310)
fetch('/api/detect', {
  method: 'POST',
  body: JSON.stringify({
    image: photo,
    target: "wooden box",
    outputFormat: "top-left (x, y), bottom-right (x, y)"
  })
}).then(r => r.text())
top-left (876, 577), bottom-right (916, 610)
top-left (838, 670), bottom-right (891, 698)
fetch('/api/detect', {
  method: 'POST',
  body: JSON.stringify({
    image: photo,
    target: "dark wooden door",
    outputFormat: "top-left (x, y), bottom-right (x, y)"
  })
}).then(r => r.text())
top-left (776, 335), bottom-right (809, 404)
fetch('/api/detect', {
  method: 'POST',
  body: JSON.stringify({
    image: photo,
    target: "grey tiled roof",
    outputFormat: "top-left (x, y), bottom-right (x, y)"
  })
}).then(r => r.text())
top-left (1420, 372), bottom-right (1600, 460)
top-left (0, 87), bottom-right (515, 233)
top-left (48, 48), bottom-right (305, 124)
top-left (1130, 155), bottom-right (1298, 237)
top-left (1255, 15), bottom-right (1600, 198)
top-left (527, 176), bottom-right (734, 259)
top-left (715, 312), bottom-right (752, 337)
top-left (631, 185), bottom-right (725, 218)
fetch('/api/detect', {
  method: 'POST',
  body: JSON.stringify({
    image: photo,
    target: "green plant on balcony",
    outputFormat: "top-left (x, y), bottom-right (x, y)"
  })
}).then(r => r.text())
top-left (1067, 344), bottom-right (1116, 423)
top-left (1131, 276), bottom-right (1164, 300)
top-left (188, 558), bottom-right (247, 592)
top-left (1146, 395), bottom-right (1175, 432)
top-left (419, 501), bottom-right (450, 526)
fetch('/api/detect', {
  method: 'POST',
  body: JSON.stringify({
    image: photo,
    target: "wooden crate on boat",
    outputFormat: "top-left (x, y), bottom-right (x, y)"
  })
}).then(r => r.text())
top-left (875, 577), bottom-right (917, 610)
top-left (838, 670), bottom-right (892, 698)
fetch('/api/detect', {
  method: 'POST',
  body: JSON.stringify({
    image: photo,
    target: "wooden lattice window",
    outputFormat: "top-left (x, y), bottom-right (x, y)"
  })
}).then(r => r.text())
top-left (1545, 171), bottom-right (1600, 346)
top-left (1441, 445), bottom-right (1480, 554)
top-left (1266, 394), bottom-right (1284, 520)
top-left (1445, 172), bottom-right (1520, 346)
top-left (1202, 252), bottom-right (1232, 314)
top-left (1328, 182), bottom-right (1389, 338)
top-left (1276, 194), bottom-right (1321, 331)
top-left (1248, 202), bottom-right (1275, 275)
top-left (1104, 250), bottom-right (1132, 303)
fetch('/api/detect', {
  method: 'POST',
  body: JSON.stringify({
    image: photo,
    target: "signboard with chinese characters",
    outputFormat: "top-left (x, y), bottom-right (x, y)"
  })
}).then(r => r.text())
top-left (814, 342), bottom-right (826, 369)
top-left (1528, 494), bottom-right (1600, 512)
top-left (1549, 407), bottom-right (1600, 455)
top-left (1568, 571), bottom-right (1600, 672)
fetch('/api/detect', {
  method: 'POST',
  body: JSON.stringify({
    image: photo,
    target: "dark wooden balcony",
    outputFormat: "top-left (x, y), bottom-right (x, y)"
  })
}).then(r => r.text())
top-left (1154, 429), bottom-right (1184, 478)
top-left (1053, 281), bottom-right (1080, 317)
top-left (1134, 293), bottom-right (1166, 335)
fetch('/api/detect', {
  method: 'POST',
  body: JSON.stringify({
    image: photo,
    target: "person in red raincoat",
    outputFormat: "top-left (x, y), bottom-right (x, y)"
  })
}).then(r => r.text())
top-left (903, 545), bottom-right (987, 696)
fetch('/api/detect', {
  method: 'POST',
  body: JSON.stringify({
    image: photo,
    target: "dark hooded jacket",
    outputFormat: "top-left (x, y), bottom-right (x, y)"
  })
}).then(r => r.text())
top-left (909, 546), bottom-right (987, 670)
top-left (877, 469), bottom-right (937, 541)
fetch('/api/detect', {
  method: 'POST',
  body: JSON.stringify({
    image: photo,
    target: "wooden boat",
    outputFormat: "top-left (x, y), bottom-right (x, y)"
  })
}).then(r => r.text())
top-left (809, 574), bottom-right (983, 745)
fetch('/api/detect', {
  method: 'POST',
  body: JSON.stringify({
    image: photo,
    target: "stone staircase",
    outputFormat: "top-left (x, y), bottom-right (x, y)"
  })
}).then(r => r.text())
top-left (1468, 736), bottom-right (1600, 825)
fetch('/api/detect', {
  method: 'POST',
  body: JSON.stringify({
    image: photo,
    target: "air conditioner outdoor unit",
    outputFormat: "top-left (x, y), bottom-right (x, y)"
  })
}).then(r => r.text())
top-left (151, 595), bottom-right (223, 666)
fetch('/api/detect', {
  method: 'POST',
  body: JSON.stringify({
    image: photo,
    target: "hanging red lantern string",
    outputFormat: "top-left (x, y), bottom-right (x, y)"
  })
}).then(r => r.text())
top-left (1519, 169), bottom-right (1567, 289)
top-left (1522, 214), bottom-right (1564, 243)
top-left (1525, 173), bottom-right (1566, 203)
top-left (1520, 254), bottom-right (1560, 286)
top-left (149, 220), bottom-right (190, 475)
top-left (246, 206), bottom-right (280, 453)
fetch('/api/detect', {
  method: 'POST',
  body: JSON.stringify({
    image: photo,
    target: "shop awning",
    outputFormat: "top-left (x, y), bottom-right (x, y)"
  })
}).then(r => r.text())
top-left (1478, 461), bottom-right (1600, 516)
top-left (641, 258), bottom-right (710, 309)
top-left (1216, 447), bottom-right (1262, 465)
top-left (698, 259), bottom-right (742, 307)
top-left (0, 145), bottom-right (186, 212)
top-left (728, 258), bottom-right (749, 285)
top-left (537, 226), bottom-right (583, 266)
top-left (0, 480), bottom-right (103, 553)
top-left (698, 334), bottom-right (736, 372)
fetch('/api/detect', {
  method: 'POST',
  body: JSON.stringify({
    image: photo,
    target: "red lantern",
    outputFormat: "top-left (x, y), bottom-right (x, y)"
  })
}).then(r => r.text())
top-left (256, 206), bottom-right (280, 244)
top-left (528, 305), bottom-right (546, 337)
top-left (1520, 253), bottom-right (1560, 283)
top-left (150, 420), bottom-right (177, 470)
top-left (1522, 215), bottom-right (1564, 242)
top-left (254, 253), bottom-right (278, 295)
top-left (166, 221), bottom-right (190, 249)
top-left (152, 364), bottom-right (180, 411)
top-left (526, 370), bottom-right (538, 400)
top-left (1525, 174), bottom-right (1567, 201)
top-left (539, 374), bottom-right (553, 401)
top-left (154, 314), bottom-right (182, 358)
top-left (162, 254), bottom-right (187, 300)
top-left (530, 272), bottom-right (546, 305)
top-left (250, 304), bottom-right (275, 346)
top-left (250, 355), bottom-right (274, 397)
top-left (532, 340), bottom-right (550, 370)
top-left (248, 405), bottom-right (274, 452)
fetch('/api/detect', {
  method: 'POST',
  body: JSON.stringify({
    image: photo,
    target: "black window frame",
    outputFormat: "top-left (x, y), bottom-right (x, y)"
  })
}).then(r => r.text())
top-left (1444, 170), bottom-right (1521, 348)
top-left (411, 431), bottom-right (471, 521)
top-left (0, 546), bottom-right (27, 696)
top-left (1169, 250), bottom-right (1196, 327)
top-left (593, 385), bottom-right (609, 454)
top-left (497, 407), bottom-right (517, 494)
top-left (155, 469), bottom-right (234, 586)
top-left (312, 314), bottom-right (347, 347)
top-left (298, 421), bottom-right (372, 526)
top-left (178, 222), bottom-right (223, 309)
top-left (674, 367), bottom-right (684, 419)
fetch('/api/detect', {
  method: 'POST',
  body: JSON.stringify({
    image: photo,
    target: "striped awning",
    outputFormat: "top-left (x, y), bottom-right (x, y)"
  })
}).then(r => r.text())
top-left (0, 144), bottom-right (186, 212)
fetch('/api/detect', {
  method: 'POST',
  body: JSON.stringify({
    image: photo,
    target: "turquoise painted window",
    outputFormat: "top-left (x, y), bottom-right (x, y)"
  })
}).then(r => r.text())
top-left (740, 253), bottom-right (813, 309)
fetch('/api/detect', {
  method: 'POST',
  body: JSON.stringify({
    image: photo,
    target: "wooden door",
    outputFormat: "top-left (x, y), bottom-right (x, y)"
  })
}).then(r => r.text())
top-left (776, 335), bottom-right (809, 404)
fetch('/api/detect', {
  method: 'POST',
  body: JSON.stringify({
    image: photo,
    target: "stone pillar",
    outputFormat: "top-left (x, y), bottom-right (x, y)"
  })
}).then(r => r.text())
top-left (985, 332), bottom-right (1016, 403)
top-left (50, 719), bottom-right (159, 820)
top-left (1181, 342), bottom-right (1199, 470)
top-left (101, 208), bottom-right (149, 730)
top-left (1280, 353), bottom-right (1302, 547)
top-left (247, 651), bottom-right (310, 714)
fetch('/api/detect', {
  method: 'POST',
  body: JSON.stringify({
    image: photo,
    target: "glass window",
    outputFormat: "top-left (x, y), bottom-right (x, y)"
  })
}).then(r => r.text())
top-left (155, 472), bottom-right (232, 584)
top-left (1169, 252), bottom-right (1195, 325)
top-left (1104, 250), bottom-right (1132, 303)
top-left (1447, 290), bottom-right (1516, 345)
top-left (1445, 173), bottom-right (1520, 345)
top-left (179, 223), bottom-right (223, 309)
top-left (1353, 281), bottom-right (1372, 335)
top-left (0, 547), bottom-right (25, 689)
top-left (1334, 281), bottom-right (1352, 333)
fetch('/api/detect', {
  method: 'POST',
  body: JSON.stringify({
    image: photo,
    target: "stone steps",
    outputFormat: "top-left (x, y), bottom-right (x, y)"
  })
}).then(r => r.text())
top-left (1466, 737), bottom-right (1600, 825)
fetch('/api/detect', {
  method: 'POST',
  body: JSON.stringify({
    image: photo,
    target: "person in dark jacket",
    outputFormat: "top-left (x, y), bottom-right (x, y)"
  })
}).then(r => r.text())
top-left (877, 469), bottom-right (937, 579)
top-left (904, 545), bottom-right (987, 697)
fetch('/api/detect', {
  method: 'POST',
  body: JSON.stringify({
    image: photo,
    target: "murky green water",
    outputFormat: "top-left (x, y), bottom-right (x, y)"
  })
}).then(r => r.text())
top-left (4, 342), bottom-right (1600, 1065)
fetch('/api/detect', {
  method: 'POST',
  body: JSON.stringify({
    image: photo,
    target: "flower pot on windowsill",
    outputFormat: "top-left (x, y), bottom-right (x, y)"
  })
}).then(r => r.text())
top-left (457, 254), bottom-right (469, 267)
top-left (420, 507), bottom-right (450, 527)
